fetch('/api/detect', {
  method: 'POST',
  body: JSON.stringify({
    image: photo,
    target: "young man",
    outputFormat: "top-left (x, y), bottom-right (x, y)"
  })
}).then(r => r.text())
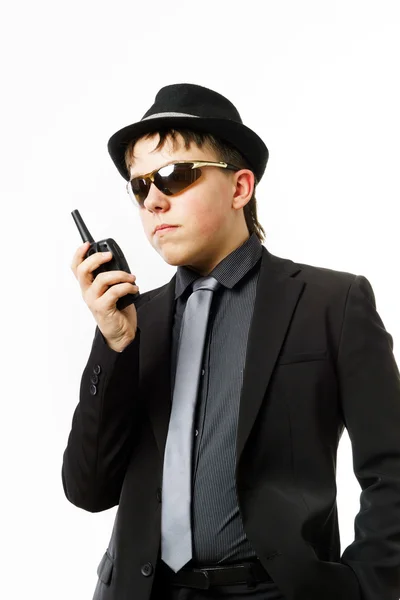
top-left (63, 83), bottom-right (400, 600)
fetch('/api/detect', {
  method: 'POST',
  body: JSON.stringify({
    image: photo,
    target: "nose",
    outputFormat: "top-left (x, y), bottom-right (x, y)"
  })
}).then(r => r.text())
top-left (143, 182), bottom-right (171, 212)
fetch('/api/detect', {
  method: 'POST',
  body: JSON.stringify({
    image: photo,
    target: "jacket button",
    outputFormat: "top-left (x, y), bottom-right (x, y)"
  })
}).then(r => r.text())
top-left (90, 374), bottom-right (99, 384)
top-left (141, 562), bottom-right (153, 577)
top-left (156, 488), bottom-right (162, 502)
top-left (90, 384), bottom-right (97, 395)
top-left (93, 364), bottom-right (101, 375)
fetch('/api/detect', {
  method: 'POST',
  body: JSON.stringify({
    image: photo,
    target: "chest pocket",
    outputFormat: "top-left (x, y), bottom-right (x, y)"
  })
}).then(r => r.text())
top-left (277, 350), bottom-right (328, 365)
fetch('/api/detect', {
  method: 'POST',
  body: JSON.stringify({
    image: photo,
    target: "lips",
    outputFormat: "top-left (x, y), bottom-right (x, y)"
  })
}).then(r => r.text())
top-left (154, 224), bottom-right (179, 234)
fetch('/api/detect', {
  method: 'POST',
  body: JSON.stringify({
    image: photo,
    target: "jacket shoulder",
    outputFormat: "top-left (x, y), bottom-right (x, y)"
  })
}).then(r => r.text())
top-left (266, 247), bottom-right (358, 290)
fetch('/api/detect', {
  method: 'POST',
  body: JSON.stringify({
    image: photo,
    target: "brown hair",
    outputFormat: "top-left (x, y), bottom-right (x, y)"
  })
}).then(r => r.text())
top-left (124, 128), bottom-right (266, 243)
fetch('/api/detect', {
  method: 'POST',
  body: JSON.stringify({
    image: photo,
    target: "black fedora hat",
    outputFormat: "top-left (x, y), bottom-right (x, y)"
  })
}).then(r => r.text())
top-left (107, 83), bottom-right (269, 183)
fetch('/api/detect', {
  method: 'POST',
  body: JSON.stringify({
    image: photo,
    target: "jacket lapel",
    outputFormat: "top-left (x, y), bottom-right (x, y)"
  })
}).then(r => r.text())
top-left (137, 246), bottom-right (304, 465)
top-left (137, 276), bottom-right (176, 460)
top-left (236, 250), bottom-right (304, 465)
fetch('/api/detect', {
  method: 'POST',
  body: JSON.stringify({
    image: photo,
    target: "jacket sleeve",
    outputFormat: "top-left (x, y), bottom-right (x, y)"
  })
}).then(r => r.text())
top-left (61, 325), bottom-right (142, 512)
top-left (337, 275), bottom-right (400, 600)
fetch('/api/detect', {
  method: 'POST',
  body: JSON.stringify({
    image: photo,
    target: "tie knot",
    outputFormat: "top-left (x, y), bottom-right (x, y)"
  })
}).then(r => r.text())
top-left (192, 275), bottom-right (221, 293)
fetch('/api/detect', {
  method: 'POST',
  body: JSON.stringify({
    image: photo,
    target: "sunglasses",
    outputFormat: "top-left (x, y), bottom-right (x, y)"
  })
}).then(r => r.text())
top-left (126, 160), bottom-right (240, 207)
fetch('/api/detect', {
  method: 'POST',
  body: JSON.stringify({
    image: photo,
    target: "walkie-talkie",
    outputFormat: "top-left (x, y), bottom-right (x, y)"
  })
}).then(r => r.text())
top-left (71, 209), bottom-right (139, 310)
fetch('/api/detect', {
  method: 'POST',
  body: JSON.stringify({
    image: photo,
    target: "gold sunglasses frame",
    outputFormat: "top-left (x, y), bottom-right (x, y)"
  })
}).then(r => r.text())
top-left (126, 160), bottom-right (240, 205)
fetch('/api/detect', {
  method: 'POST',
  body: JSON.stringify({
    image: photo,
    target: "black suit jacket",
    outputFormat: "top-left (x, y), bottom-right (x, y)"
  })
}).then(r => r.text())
top-left (62, 245), bottom-right (400, 600)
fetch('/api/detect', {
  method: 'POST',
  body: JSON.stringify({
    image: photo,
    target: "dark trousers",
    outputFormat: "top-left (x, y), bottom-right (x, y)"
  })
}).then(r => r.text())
top-left (150, 559), bottom-right (286, 600)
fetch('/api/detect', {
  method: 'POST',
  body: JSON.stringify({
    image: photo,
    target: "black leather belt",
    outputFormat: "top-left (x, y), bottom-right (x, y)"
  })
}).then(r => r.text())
top-left (160, 558), bottom-right (273, 589)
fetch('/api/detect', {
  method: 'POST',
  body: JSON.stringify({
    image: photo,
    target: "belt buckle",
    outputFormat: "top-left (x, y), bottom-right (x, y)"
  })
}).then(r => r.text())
top-left (196, 568), bottom-right (210, 590)
top-left (197, 563), bottom-right (253, 589)
top-left (175, 567), bottom-right (211, 590)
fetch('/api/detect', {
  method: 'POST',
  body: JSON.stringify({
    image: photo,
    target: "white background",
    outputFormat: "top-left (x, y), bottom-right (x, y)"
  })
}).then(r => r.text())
top-left (1, 1), bottom-right (399, 598)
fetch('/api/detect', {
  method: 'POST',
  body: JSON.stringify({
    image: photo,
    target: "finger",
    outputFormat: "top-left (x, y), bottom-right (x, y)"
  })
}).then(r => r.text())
top-left (92, 282), bottom-right (139, 313)
top-left (71, 241), bottom-right (91, 276)
top-left (90, 270), bottom-right (136, 298)
top-left (76, 250), bottom-right (113, 294)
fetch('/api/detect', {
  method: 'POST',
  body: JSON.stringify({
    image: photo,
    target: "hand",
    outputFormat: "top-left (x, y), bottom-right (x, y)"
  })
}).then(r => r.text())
top-left (71, 241), bottom-right (139, 352)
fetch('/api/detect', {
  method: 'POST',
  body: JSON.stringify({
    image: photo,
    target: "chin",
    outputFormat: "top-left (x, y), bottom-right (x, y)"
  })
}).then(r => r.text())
top-left (164, 256), bottom-right (190, 267)
top-left (157, 247), bottom-right (190, 267)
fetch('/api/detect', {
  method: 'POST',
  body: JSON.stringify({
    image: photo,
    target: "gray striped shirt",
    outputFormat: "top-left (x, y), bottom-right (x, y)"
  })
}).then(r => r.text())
top-left (170, 232), bottom-right (263, 566)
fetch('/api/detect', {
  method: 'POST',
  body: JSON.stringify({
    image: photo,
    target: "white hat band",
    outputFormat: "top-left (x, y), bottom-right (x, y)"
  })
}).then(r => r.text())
top-left (141, 112), bottom-right (200, 121)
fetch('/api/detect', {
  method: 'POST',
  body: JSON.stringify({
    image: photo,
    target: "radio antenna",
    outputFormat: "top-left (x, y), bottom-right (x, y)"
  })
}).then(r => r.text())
top-left (71, 209), bottom-right (94, 243)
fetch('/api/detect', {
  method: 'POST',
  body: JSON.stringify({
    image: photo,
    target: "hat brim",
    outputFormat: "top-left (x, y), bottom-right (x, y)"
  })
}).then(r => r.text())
top-left (107, 116), bottom-right (269, 182)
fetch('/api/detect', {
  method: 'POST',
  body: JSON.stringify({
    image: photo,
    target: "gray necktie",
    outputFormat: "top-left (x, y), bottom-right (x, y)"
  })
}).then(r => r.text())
top-left (161, 275), bottom-right (222, 573)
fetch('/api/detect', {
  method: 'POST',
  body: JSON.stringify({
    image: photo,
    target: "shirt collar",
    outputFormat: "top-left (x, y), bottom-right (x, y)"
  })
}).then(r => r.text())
top-left (175, 232), bottom-right (263, 300)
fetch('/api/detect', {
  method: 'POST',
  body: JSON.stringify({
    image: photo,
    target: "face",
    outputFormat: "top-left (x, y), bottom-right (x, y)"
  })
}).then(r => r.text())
top-left (128, 133), bottom-right (255, 275)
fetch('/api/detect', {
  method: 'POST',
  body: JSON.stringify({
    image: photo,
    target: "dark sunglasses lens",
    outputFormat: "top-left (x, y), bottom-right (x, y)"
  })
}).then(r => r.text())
top-left (129, 163), bottom-right (202, 205)
top-left (130, 178), bottom-right (149, 204)
top-left (155, 163), bottom-right (202, 195)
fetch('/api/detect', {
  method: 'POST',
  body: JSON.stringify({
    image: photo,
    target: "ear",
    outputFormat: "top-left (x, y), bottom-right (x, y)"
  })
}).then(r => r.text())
top-left (232, 169), bottom-right (255, 210)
